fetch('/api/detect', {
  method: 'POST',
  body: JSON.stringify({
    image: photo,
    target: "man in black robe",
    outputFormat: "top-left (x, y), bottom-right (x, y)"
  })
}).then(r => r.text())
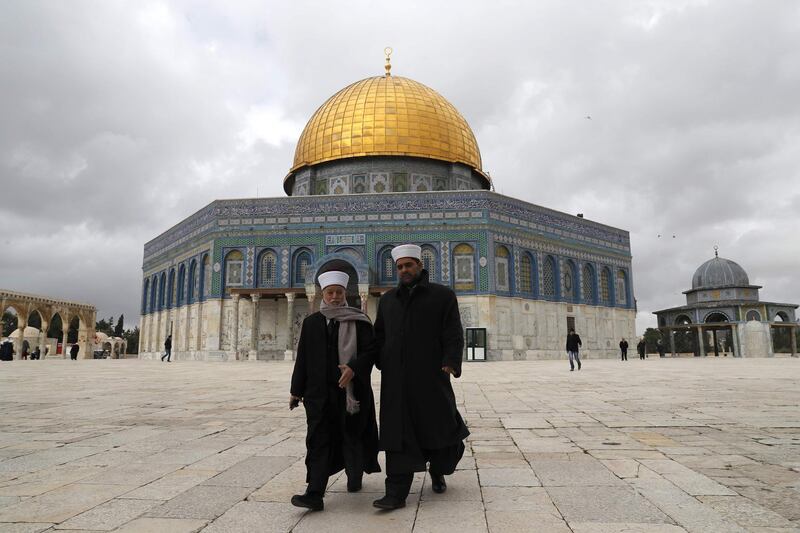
top-left (290, 271), bottom-right (380, 511)
top-left (371, 244), bottom-right (469, 510)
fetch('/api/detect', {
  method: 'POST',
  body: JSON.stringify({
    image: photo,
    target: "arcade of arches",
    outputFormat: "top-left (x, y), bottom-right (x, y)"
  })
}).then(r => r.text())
top-left (1, 289), bottom-right (96, 360)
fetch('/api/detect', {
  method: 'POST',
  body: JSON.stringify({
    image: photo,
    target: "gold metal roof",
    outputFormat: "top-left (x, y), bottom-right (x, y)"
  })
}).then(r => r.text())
top-left (289, 75), bottom-right (483, 176)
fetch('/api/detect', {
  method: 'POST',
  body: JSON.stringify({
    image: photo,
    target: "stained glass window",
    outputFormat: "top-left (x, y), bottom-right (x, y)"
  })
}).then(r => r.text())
top-left (260, 251), bottom-right (277, 287)
top-left (380, 248), bottom-right (396, 284)
top-left (453, 243), bottom-right (475, 291)
top-left (520, 253), bottom-right (532, 293)
top-left (600, 268), bottom-right (611, 303)
top-left (542, 256), bottom-right (556, 297)
top-left (225, 250), bottom-right (243, 287)
top-left (421, 246), bottom-right (436, 279)
top-left (582, 264), bottom-right (594, 303)
top-left (188, 262), bottom-right (196, 302)
top-left (294, 250), bottom-right (312, 286)
top-left (616, 270), bottom-right (627, 305)
top-left (563, 262), bottom-right (575, 300)
top-left (202, 255), bottom-right (211, 297)
top-left (495, 245), bottom-right (510, 291)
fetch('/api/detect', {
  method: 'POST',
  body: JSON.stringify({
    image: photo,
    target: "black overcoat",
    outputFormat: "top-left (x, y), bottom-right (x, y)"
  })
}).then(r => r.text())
top-left (372, 270), bottom-right (469, 452)
top-left (290, 312), bottom-right (380, 476)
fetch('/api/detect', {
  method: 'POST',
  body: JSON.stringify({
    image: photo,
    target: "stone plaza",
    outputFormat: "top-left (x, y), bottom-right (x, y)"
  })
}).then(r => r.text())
top-left (0, 357), bottom-right (798, 532)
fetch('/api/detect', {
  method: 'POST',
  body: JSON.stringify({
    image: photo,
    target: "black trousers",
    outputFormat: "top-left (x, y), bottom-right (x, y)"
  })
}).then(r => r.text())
top-left (161, 349), bottom-right (171, 361)
top-left (621, 349), bottom-right (627, 361)
top-left (306, 388), bottom-right (363, 495)
top-left (384, 442), bottom-right (465, 499)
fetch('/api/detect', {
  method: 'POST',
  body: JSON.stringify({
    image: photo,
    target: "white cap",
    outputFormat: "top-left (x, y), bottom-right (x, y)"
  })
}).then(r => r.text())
top-left (318, 271), bottom-right (349, 290)
top-left (391, 244), bottom-right (422, 263)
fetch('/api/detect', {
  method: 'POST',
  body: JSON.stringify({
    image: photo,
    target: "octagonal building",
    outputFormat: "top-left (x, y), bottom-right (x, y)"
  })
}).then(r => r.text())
top-left (138, 60), bottom-right (636, 361)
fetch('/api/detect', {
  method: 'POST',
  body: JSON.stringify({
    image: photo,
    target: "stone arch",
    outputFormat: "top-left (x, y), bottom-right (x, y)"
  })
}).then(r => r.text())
top-left (2, 304), bottom-right (19, 337)
top-left (704, 311), bottom-right (730, 323)
top-left (774, 311), bottom-right (789, 322)
top-left (675, 314), bottom-right (692, 325)
top-left (746, 310), bottom-right (761, 322)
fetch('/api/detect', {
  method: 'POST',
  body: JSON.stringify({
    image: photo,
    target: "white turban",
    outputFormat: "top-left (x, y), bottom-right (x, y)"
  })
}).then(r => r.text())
top-left (391, 244), bottom-right (422, 263)
top-left (318, 270), bottom-right (349, 290)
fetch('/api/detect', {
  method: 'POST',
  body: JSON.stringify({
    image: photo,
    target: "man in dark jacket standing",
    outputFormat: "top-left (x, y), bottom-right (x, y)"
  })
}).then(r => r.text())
top-left (619, 338), bottom-right (629, 361)
top-left (566, 329), bottom-right (582, 371)
top-left (69, 343), bottom-right (79, 360)
top-left (372, 244), bottom-right (469, 510)
top-left (637, 338), bottom-right (646, 360)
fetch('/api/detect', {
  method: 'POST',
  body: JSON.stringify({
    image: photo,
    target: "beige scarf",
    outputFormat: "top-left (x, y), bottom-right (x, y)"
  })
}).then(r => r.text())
top-left (319, 301), bottom-right (372, 414)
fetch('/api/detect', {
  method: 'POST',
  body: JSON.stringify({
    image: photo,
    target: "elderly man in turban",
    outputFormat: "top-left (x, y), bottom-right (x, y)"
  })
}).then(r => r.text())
top-left (289, 270), bottom-right (380, 511)
top-left (371, 244), bottom-right (469, 510)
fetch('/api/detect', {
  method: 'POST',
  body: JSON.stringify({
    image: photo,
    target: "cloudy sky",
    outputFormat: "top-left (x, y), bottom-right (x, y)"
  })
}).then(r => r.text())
top-left (1, 0), bottom-right (798, 333)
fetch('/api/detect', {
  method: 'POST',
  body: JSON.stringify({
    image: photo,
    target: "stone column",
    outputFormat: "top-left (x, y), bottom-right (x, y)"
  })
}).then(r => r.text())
top-left (39, 321), bottom-right (48, 358)
top-left (358, 283), bottom-right (370, 314)
top-left (249, 294), bottom-right (260, 361)
top-left (696, 326), bottom-right (706, 357)
top-left (284, 293), bottom-right (296, 361)
top-left (305, 285), bottom-right (317, 314)
top-left (230, 293), bottom-right (240, 360)
top-left (788, 325), bottom-right (797, 357)
top-left (669, 329), bottom-right (676, 357)
top-left (61, 309), bottom-right (70, 358)
top-left (183, 305), bottom-right (191, 353)
top-left (14, 316), bottom-right (27, 360)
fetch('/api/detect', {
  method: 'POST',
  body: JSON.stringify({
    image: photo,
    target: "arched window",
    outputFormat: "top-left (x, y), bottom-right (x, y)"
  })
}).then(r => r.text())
top-left (563, 260), bottom-right (577, 301)
top-left (188, 260), bottom-right (196, 303)
top-left (177, 265), bottom-right (185, 306)
top-left (379, 247), bottom-right (396, 285)
top-left (150, 276), bottom-right (158, 312)
top-left (600, 268), bottom-right (611, 304)
top-left (745, 310), bottom-right (760, 321)
top-left (582, 264), bottom-right (595, 304)
top-left (202, 255), bottom-right (211, 297)
top-left (259, 250), bottom-right (277, 287)
top-left (520, 253), bottom-right (533, 294)
top-left (142, 279), bottom-right (149, 314)
top-left (453, 243), bottom-right (475, 291)
top-left (495, 245), bottom-right (510, 292)
top-left (542, 256), bottom-right (556, 298)
top-left (225, 250), bottom-right (244, 287)
top-left (616, 270), bottom-right (627, 306)
top-left (158, 274), bottom-right (166, 310)
top-left (293, 249), bottom-right (313, 286)
top-left (421, 245), bottom-right (437, 280)
top-left (167, 270), bottom-right (176, 308)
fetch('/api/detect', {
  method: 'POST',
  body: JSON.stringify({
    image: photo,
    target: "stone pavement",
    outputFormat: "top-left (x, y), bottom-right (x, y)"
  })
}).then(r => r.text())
top-left (0, 357), bottom-right (798, 532)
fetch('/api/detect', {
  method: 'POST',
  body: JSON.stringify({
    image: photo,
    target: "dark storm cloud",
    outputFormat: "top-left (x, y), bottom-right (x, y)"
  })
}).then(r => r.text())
top-left (1, 0), bottom-right (798, 332)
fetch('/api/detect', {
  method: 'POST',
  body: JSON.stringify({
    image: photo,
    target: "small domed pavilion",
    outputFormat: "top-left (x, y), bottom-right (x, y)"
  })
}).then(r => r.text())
top-left (654, 248), bottom-right (798, 357)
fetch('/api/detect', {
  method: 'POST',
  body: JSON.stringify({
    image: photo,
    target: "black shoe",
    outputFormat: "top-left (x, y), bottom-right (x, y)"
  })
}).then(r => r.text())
top-left (431, 473), bottom-right (447, 494)
top-left (577, 362), bottom-right (581, 370)
top-left (373, 495), bottom-right (406, 510)
top-left (570, 368), bottom-right (574, 371)
top-left (347, 478), bottom-right (362, 493)
top-left (291, 493), bottom-right (323, 511)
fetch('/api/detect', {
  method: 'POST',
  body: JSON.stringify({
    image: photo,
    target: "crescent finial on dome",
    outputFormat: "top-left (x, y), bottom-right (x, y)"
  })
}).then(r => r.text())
top-left (384, 47), bottom-right (392, 77)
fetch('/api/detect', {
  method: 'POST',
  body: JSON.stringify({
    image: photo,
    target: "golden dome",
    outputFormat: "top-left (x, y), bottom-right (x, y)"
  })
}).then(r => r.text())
top-left (289, 75), bottom-right (484, 179)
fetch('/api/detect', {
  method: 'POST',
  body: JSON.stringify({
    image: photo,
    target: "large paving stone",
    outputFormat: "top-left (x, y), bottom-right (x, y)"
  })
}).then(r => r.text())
top-left (201, 501), bottom-right (304, 532)
top-left (201, 456), bottom-right (294, 489)
top-left (413, 500), bottom-right (487, 533)
top-left (112, 517), bottom-right (207, 532)
top-left (531, 458), bottom-right (625, 486)
top-left (0, 483), bottom-right (135, 523)
top-left (57, 497), bottom-right (158, 531)
top-left (547, 486), bottom-right (671, 524)
top-left (292, 492), bottom-right (417, 533)
top-left (144, 485), bottom-right (251, 520)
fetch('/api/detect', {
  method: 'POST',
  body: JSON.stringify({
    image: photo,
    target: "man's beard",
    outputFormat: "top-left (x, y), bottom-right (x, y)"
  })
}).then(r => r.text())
top-left (400, 272), bottom-right (420, 287)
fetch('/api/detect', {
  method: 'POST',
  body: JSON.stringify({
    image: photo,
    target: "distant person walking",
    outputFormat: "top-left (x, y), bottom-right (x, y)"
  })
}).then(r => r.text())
top-left (21, 339), bottom-right (30, 360)
top-left (657, 338), bottom-right (666, 358)
top-left (566, 329), bottom-right (582, 371)
top-left (619, 338), bottom-right (629, 361)
top-left (162, 335), bottom-right (172, 362)
top-left (637, 338), bottom-right (646, 360)
top-left (69, 343), bottom-right (79, 360)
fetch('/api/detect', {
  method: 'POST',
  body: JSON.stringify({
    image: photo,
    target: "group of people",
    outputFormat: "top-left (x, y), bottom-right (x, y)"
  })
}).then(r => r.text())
top-left (289, 243), bottom-right (469, 512)
top-left (0, 338), bottom-right (68, 361)
top-left (566, 334), bottom-right (654, 366)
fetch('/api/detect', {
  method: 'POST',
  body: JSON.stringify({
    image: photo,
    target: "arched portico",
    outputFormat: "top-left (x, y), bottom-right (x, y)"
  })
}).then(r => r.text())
top-left (1, 289), bottom-right (96, 360)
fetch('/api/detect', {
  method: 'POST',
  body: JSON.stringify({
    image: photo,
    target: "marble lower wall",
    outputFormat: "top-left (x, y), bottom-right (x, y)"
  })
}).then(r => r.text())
top-left (139, 295), bottom-right (636, 362)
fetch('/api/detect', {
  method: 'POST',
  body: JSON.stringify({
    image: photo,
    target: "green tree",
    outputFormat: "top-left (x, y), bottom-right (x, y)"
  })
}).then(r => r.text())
top-left (2, 311), bottom-right (18, 337)
top-left (643, 327), bottom-right (663, 353)
top-left (95, 316), bottom-right (114, 336)
top-left (122, 326), bottom-right (139, 354)
top-left (114, 315), bottom-right (124, 337)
